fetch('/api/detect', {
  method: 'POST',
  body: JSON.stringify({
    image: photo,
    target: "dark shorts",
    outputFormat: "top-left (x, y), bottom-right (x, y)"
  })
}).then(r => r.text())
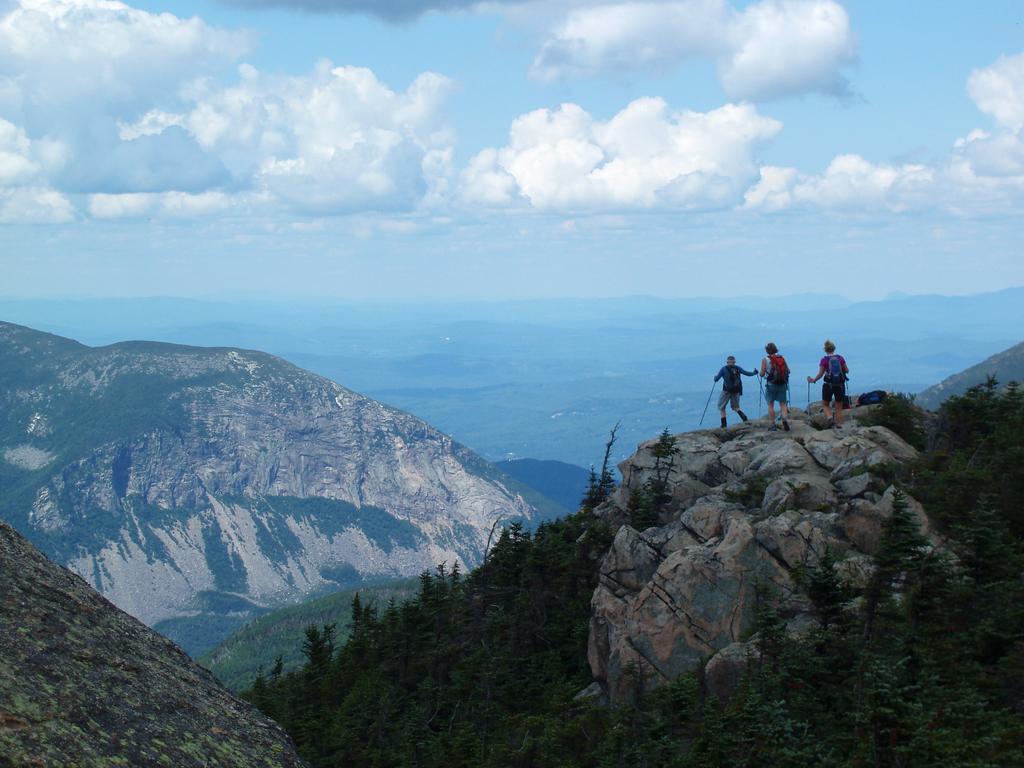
top-left (823, 381), bottom-right (846, 404)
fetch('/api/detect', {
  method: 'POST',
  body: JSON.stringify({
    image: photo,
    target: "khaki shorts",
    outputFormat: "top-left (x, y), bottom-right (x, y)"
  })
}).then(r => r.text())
top-left (717, 391), bottom-right (740, 410)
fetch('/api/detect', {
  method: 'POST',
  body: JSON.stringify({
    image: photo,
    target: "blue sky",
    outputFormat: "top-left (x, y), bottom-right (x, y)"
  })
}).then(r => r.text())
top-left (1, 0), bottom-right (1022, 299)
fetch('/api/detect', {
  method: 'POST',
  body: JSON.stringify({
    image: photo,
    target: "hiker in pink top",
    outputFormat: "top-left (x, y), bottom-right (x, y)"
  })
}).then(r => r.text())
top-left (807, 339), bottom-right (849, 429)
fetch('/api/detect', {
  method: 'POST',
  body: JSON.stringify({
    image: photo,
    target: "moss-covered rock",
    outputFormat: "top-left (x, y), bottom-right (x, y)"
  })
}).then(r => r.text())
top-left (0, 522), bottom-right (306, 767)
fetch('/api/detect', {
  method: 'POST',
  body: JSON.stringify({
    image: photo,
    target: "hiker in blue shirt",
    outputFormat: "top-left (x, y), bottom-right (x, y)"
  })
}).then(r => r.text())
top-left (714, 355), bottom-right (757, 429)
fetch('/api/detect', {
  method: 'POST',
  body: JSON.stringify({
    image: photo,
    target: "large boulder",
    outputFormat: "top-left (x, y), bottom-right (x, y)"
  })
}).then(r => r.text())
top-left (0, 522), bottom-right (306, 767)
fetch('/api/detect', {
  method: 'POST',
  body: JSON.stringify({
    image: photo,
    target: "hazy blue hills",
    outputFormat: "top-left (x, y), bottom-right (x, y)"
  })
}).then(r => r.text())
top-left (917, 340), bottom-right (1024, 409)
top-left (0, 320), bottom-right (560, 655)
top-left (1, 289), bottom-right (1020, 466)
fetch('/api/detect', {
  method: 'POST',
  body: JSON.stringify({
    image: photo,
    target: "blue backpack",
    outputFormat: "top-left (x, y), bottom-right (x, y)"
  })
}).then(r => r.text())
top-left (858, 390), bottom-right (887, 406)
top-left (826, 355), bottom-right (846, 383)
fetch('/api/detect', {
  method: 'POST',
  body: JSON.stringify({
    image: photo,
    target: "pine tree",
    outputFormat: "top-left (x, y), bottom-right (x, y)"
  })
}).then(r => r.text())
top-left (582, 423), bottom-right (619, 512)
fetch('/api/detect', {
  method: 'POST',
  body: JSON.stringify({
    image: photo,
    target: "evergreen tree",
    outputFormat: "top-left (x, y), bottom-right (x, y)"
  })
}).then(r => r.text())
top-left (582, 423), bottom-right (620, 512)
top-left (243, 392), bottom-right (1024, 768)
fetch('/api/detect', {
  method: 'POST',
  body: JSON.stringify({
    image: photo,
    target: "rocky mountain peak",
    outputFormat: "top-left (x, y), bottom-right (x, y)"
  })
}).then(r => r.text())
top-left (0, 521), bottom-right (305, 766)
top-left (0, 321), bottom-right (554, 651)
top-left (588, 407), bottom-right (932, 703)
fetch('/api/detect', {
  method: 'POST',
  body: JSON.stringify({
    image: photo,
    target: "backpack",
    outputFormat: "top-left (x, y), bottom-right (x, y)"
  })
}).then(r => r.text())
top-left (858, 390), bottom-right (887, 406)
top-left (826, 354), bottom-right (846, 383)
top-left (723, 366), bottom-right (742, 394)
top-left (767, 354), bottom-right (789, 385)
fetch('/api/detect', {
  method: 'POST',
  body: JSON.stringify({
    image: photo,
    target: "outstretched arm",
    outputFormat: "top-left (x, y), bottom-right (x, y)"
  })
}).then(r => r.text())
top-left (807, 365), bottom-right (826, 384)
top-left (740, 367), bottom-right (758, 377)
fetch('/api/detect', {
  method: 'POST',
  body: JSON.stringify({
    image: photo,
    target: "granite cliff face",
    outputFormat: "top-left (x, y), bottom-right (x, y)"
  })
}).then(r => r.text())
top-left (0, 322), bottom-right (548, 637)
top-left (588, 408), bottom-right (933, 703)
top-left (0, 521), bottom-right (305, 766)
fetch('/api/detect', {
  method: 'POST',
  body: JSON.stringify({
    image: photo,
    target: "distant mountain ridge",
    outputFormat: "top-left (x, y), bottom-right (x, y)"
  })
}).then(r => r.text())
top-left (0, 321), bottom-right (557, 649)
top-left (917, 340), bottom-right (1024, 409)
top-left (2, 289), bottom-right (1020, 466)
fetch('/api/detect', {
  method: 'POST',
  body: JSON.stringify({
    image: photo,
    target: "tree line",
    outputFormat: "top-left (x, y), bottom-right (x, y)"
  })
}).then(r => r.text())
top-left (245, 383), bottom-right (1024, 767)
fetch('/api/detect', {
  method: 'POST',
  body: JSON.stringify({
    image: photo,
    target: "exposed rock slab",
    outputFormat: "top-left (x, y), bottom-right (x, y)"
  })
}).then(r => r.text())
top-left (0, 522), bottom-right (305, 767)
top-left (589, 409), bottom-right (927, 703)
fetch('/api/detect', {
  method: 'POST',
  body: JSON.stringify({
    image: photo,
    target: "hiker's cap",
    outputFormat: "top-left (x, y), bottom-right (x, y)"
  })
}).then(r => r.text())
top-left (726, 355), bottom-right (736, 363)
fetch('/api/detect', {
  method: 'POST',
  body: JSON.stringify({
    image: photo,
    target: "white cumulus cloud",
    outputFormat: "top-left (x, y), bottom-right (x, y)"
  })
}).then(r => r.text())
top-left (532, 0), bottom-right (857, 101)
top-left (531, 0), bottom-right (727, 81)
top-left (0, 186), bottom-right (74, 223)
top-left (0, 1), bottom-right (456, 217)
top-left (0, 0), bottom-right (251, 123)
top-left (461, 98), bottom-right (781, 210)
top-left (0, 0), bottom-right (248, 201)
top-left (87, 190), bottom-right (235, 219)
top-left (744, 52), bottom-right (1024, 216)
top-left (88, 192), bottom-right (159, 220)
top-left (0, 117), bottom-right (67, 184)
top-left (721, 0), bottom-right (856, 100)
top-left (967, 52), bottom-right (1024, 130)
top-left (745, 156), bottom-right (936, 213)
top-left (790, 154), bottom-right (933, 211)
top-left (125, 61), bottom-right (458, 214)
top-left (742, 165), bottom-right (796, 212)
top-left (0, 117), bottom-right (41, 185)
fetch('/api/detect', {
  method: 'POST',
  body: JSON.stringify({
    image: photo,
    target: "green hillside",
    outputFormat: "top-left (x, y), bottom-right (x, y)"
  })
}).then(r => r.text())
top-left (200, 579), bottom-right (418, 692)
top-left (917, 340), bottom-right (1024, 409)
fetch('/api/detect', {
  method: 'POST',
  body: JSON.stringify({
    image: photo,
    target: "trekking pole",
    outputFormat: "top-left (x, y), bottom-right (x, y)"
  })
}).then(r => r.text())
top-left (757, 375), bottom-right (764, 418)
top-left (699, 381), bottom-right (716, 426)
top-left (806, 381), bottom-right (811, 408)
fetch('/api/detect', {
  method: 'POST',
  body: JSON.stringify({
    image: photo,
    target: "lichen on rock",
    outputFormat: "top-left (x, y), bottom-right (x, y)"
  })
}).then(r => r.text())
top-left (0, 521), bottom-right (306, 766)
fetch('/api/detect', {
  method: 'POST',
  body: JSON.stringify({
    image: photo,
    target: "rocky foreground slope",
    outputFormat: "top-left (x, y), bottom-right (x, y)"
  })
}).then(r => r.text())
top-left (0, 521), bottom-right (305, 766)
top-left (589, 407), bottom-right (933, 702)
top-left (0, 322), bottom-right (550, 635)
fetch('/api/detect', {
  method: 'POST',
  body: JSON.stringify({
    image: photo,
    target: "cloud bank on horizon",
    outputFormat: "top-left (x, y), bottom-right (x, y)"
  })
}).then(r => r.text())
top-left (0, 0), bottom-right (1022, 299)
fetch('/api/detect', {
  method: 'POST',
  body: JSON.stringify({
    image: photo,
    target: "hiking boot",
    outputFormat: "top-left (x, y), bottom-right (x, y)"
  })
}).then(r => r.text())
top-left (782, 419), bottom-right (790, 432)
top-left (737, 410), bottom-right (748, 422)
top-left (720, 417), bottom-right (728, 429)
top-left (769, 424), bottom-right (778, 432)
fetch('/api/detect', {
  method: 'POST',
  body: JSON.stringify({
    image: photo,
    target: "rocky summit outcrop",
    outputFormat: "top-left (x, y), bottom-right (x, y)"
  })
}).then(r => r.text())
top-left (0, 322), bottom-right (551, 639)
top-left (0, 521), bottom-right (305, 767)
top-left (588, 407), bottom-right (933, 703)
